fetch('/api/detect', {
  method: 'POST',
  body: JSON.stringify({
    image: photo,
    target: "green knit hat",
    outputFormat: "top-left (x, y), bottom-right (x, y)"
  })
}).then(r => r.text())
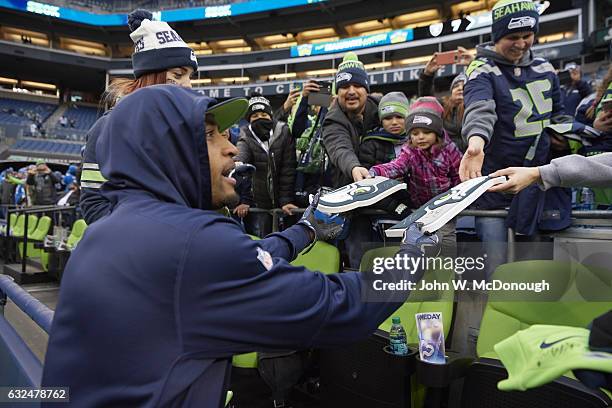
top-left (335, 52), bottom-right (369, 92)
top-left (378, 92), bottom-right (410, 120)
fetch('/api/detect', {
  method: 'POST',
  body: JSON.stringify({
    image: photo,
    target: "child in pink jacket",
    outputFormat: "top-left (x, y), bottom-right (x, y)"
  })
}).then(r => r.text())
top-left (369, 97), bottom-right (462, 254)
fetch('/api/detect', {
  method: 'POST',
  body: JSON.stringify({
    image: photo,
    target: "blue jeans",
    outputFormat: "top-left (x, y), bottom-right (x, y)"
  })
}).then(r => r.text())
top-left (475, 217), bottom-right (507, 281)
top-left (344, 215), bottom-right (381, 269)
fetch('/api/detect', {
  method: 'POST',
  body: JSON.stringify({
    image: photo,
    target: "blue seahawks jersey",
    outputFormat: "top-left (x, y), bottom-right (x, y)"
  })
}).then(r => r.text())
top-left (464, 52), bottom-right (564, 209)
top-left (465, 55), bottom-right (563, 171)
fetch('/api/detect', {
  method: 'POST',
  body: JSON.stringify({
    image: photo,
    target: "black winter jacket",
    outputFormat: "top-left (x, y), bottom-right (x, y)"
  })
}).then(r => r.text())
top-left (359, 129), bottom-right (407, 169)
top-left (235, 122), bottom-right (296, 209)
top-left (27, 172), bottom-right (59, 205)
top-left (321, 97), bottom-right (380, 187)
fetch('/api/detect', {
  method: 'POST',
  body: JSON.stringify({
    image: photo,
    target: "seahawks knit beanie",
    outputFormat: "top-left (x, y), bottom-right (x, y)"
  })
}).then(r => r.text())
top-left (491, 0), bottom-right (540, 43)
top-left (335, 52), bottom-right (370, 92)
top-left (128, 9), bottom-right (198, 78)
top-left (245, 92), bottom-right (273, 121)
top-left (410, 96), bottom-right (444, 117)
top-left (406, 111), bottom-right (444, 139)
top-left (378, 92), bottom-right (410, 120)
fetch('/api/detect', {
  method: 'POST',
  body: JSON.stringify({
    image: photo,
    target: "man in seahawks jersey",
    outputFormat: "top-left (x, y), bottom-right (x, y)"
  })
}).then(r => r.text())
top-left (459, 0), bottom-right (565, 277)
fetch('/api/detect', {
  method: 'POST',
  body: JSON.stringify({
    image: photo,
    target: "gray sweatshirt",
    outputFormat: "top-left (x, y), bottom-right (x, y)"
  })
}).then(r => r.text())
top-left (539, 153), bottom-right (612, 190)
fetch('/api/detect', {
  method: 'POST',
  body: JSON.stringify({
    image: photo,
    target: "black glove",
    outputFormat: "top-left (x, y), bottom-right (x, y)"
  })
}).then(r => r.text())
top-left (298, 192), bottom-right (348, 242)
top-left (401, 223), bottom-right (441, 257)
top-left (230, 163), bottom-right (256, 178)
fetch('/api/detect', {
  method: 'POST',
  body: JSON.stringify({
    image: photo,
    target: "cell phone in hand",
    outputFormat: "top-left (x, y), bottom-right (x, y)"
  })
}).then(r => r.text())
top-left (601, 99), bottom-right (612, 112)
top-left (436, 50), bottom-right (459, 65)
top-left (557, 70), bottom-right (572, 87)
top-left (308, 80), bottom-right (333, 107)
top-left (316, 80), bottom-right (333, 94)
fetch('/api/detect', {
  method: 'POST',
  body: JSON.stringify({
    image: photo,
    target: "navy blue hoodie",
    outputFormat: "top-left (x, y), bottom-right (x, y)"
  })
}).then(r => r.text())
top-left (42, 85), bottom-right (422, 407)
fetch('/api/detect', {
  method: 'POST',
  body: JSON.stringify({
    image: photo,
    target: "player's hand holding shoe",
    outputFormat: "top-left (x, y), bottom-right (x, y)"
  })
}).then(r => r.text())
top-left (299, 192), bottom-right (348, 242)
top-left (401, 223), bottom-right (440, 257)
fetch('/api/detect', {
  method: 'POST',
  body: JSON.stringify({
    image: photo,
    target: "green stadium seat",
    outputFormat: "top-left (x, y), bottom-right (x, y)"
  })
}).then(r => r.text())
top-left (65, 219), bottom-right (87, 250)
top-left (19, 216), bottom-right (51, 259)
top-left (461, 260), bottom-right (612, 407)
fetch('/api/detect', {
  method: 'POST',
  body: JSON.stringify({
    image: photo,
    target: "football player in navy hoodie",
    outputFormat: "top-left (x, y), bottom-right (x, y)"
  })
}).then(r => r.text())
top-left (41, 85), bottom-right (440, 408)
top-left (459, 0), bottom-right (565, 277)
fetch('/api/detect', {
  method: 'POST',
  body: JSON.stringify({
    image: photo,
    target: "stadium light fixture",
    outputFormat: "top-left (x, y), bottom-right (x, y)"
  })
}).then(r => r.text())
top-left (21, 80), bottom-right (56, 90)
top-left (266, 73), bottom-right (297, 80)
top-left (268, 42), bottom-right (298, 49)
top-left (398, 55), bottom-right (433, 66)
top-left (62, 44), bottom-right (107, 56)
top-left (307, 36), bottom-right (340, 44)
top-left (2, 26), bottom-right (50, 47)
top-left (213, 38), bottom-right (248, 47)
top-left (223, 46), bottom-right (253, 53)
top-left (191, 79), bottom-right (212, 85)
top-left (393, 9), bottom-right (440, 26)
top-left (0, 77), bottom-right (18, 85)
top-left (346, 19), bottom-right (390, 34)
top-left (299, 28), bottom-right (337, 40)
top-left (538, 32), bottom-right (574, 43)
top-left (365, 62), bottom-right (392, 70)
top-left (304, 68), bottom-right (337, 76)
top-left (260, 34), bottom-right (295, 44)
top-left (220, 77), bottom-right (250, 83)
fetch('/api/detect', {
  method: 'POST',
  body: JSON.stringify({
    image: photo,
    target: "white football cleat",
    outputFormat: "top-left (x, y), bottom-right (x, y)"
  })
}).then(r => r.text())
top-left (385, 176), bottom-right (507, 237)
top-left (317, 176), bottom-right (407, 214)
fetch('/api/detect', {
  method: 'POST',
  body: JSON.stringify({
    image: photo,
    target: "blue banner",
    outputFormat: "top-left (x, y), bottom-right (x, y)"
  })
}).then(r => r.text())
top-left (290, 29), bottom-right (414, 57)
top-left (0, 0), bottom-right (326, 26)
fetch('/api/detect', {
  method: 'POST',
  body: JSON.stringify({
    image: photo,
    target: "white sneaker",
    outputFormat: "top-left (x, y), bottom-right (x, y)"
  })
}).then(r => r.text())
top-left (385, 176), bottom-right (507, 237)
top-left (317, 176), bottom-right (407, 214)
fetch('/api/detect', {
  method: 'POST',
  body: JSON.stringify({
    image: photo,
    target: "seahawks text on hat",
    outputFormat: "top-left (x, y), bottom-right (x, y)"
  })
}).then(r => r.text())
top-left (338, 61), bottom-right (364, 70)
top-left (413, 115), bottom-right (433, 125)
top-left (134, 29), bottom-right (185, 53)
top-left (493, 1), bottom-right (537, 21)
top-left (248, 96), bottom-right (270, 106)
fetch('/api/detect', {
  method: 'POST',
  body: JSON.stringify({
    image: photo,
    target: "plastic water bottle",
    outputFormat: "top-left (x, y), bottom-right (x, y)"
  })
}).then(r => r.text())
top-left (580, 187), bottom-right (594, 210)
top-left (389, 316), bottom-right (409, 355)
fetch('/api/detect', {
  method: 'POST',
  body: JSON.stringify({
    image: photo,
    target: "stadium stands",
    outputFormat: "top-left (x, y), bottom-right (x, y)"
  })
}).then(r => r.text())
top-left (59, 106), bottom-right (98, 131)
top-left (10, 138), bottom-right (83, 157)
top-left (0, 98), bottom-right (56, 127)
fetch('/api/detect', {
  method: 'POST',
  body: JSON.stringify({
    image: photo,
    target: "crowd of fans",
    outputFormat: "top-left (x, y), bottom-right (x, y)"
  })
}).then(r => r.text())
top-left (1, 106), bottom-right (46, 135)
top-left (226, 46), bottom-right (610, 267)
top-left (70, 4), bottom-right (611, 272)
top-left (0, 163), bottom-right (80, 215)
